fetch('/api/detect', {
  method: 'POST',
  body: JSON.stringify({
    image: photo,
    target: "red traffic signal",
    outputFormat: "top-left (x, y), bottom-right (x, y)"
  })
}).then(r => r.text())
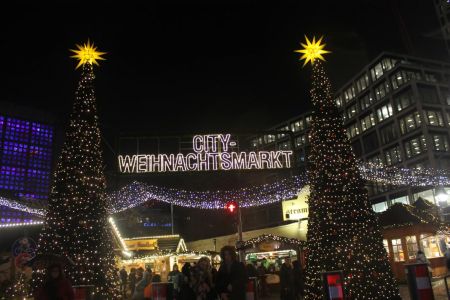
top-left (225, 201), bottom-right (238, 213)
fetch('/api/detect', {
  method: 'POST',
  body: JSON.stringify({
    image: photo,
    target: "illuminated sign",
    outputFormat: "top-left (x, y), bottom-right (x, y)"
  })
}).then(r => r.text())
top-left (124, 239), bottom-right (158, 251)
top-left (282, 185), bottom-right (309, 221)
top-left (118, 134), bottom-right (293, 173)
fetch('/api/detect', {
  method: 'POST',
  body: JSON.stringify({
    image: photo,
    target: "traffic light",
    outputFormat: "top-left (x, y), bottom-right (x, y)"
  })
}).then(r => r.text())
top-left (225, 201), bottom-right (238, 214)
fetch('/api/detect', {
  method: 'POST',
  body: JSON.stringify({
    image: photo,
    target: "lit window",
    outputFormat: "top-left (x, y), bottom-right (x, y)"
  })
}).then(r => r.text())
top-left (370, 62), bottom-right (384, 81)
top-left (391, 70), bottom-right (421, 90)
top-left (291, 120), bottom-right (304, 132)
top-left (360, 93), bottom-right (374, 110)
top-left (384, 145), bottom-right (402, 166)
top-left (395, 89), bottom-right (415, 112)
top-left (305, 116), bottom-right (312, 128)
top-left (335, 96), bottom-right (343, 108)
top-left (376, 102), bottom-right (394, 122)
top-left (344, 86), bottom-right (356, 103)
top-left (424, 110), bottom-right (444, 127)
top-left (347, 104), bottom-right (358, 119)
top-left (264, 135), bottom-right (276, 144)
top-left (374, 81), bottom-right (390, 101)
top-left (361, 113), bottom-right (376, 132)
top-left (404, 135), bottom-right (427, 158)
top-left (373, 202), bottom-right (388, 213)
top-left (383, 239), bottom-right (390, 257)
top-left (277, 126), bottom-right (290, 139)
top-left (432, 134), bottom-right (450, 151)
top-left (355, 73), bottom-right (370, 93)
top-left (346, 123), bottom-right (360, 139)
top-left (295, 135), bottom-right (306, 148)
top-left (420, 234), bottom-right (442, 258)
top-left (406, 236), bottom-right (418, 260)
top-left (391, 238), bottom-right (405, 262)
top-left (399, 112), bottom-right (422, 134)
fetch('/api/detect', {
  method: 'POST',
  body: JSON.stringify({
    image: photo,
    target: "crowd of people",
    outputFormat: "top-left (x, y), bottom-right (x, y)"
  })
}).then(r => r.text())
top-left (32, 245), bottom-right (305, 300)
top-left (120, 245), bottom-right (249, 300)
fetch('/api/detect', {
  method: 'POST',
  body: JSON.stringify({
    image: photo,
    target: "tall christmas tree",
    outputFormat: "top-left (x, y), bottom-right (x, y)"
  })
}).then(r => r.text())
top-left (36, 41), bottom-right (118, 298)
top-left (295, 36), bottom-right (400, 299)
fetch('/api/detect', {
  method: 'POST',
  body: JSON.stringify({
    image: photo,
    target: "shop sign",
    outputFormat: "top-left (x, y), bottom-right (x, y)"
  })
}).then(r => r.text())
top-left (124, 239), bottom-right (158, 251)
top-left (282, 185), bottom-right (309, 221)
top-left (118, 134), bottom-right (293, 173)
top-left (258, 241), bottom-right (281, 252)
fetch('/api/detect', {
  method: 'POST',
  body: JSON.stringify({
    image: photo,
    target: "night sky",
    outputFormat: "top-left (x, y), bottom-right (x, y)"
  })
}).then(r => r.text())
top-left (2, 1), bottom-right (445, 137)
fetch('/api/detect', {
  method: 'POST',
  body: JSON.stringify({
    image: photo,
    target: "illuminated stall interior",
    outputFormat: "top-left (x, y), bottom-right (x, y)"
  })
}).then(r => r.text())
top-left (242, 234), bottom-right (306, 273)
top-left (379, 198), bottom-right (449, 281)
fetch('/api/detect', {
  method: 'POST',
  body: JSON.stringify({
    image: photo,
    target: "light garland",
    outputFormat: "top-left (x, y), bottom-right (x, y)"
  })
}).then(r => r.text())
top-left (0, 197), bottom-right (45, 216)
top-left (109, 217), bottom-right (129, 252)
top-left (0, 220), bottom-right (43, 228)
top-left (3, 162), bottom-right (450, 216)
top-left (242, 234), bottom-right (306, 248)
top-left (124, 234), bottom-right (180, 240)
top-left (121, 250), bottom-right (217, 262)
top-left (107, 175), bottom-right (307, 211)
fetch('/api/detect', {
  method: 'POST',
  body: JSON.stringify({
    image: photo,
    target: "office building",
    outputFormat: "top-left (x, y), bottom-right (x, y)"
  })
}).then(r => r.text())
top-left (251, 52), bottom-right (450, 213)
top-left (0, 103), bottom-right (55, 224)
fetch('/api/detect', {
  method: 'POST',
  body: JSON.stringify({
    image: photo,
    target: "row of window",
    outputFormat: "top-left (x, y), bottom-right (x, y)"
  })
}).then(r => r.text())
top-left (347, 109), bottom-right (450, 140)
top-left (341, 81), bottom-right (448, 125)
top-left (252, 116), bottom-right (312, 147)
top-left (364, 134), bottom-right (449, 167)
top-left (338, 57), bottom-right (445, 109)
top-left (344, 85), bottom-right (449, 126)
top-left (386, 234), bottom-right (444, 262)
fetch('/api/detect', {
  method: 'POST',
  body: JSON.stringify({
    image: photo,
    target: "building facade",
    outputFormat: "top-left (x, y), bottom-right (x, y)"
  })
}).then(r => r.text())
top-left (0, 103), bottom-right (55, 225)
top-left (251, 53), bottom-right (450, 213)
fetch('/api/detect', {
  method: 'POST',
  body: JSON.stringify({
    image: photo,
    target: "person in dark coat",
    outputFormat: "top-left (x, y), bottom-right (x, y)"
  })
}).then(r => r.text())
top-left (246, 263), bottom-right (257, 278)
top-left (129, 268), bottom-right (137, 298)
top-left (280, 257), bottom-right (295, 300)
top-left (119, 266), bottom-right (128, 296)
top-left (292, 260), bottom-right (304, 300)
top-left (216, 246), bottom-right (247, 300)
top-left (180, 263), bottom-right (195, 300)
top-left (34, 263), bottom-right (74, 300)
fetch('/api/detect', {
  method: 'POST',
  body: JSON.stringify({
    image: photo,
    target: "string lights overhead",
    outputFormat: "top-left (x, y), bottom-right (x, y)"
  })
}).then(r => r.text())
top-left (2, 162), bottom-right (450, 217)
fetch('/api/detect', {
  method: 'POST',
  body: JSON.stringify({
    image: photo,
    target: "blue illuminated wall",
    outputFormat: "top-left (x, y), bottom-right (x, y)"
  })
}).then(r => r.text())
top-left (0, 116), bottom-right (53, 223)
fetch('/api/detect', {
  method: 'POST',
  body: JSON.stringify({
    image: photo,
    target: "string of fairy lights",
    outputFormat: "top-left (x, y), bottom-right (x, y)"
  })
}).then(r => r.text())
top-left (2, 162), bottom-right (450, 219)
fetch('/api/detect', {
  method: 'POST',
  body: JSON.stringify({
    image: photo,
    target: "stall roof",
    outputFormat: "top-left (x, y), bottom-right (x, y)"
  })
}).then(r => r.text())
top-left (378, 198), bottom-right (441, 228)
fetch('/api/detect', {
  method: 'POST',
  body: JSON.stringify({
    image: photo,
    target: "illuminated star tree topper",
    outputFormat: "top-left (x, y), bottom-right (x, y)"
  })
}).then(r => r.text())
top-left (294, 35), bottom-right (330, 66)
top-left (70, 39), bottom-right (106, 69)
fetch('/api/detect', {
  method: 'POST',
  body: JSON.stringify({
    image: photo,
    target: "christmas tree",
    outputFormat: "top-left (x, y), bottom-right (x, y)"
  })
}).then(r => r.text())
top-left (36, 41), bottom-right (118, 298)
top-left (296, 36), bottom-right (400, 299)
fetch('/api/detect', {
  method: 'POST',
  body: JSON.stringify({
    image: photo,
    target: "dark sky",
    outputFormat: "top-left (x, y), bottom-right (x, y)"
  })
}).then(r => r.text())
top-left (2, 1), bottom-right (445, 137)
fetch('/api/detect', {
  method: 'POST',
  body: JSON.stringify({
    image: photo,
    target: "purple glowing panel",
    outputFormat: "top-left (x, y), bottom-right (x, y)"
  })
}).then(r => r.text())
top-left (0, 117), bottom-right (53, 223)
top-left (0, 166), bottom-right (26, 191)
top-left (5, 118), bottom-right (30, 143)
top-left (28, 146), bottom-right (52, 170)
top-left (26, 169), bottom-right (50, 195)
top-left (0, 116), bottom-right (4, 137)
top-left (2, 142), bottom-right (28, 166)
top-left (31, 123), bottom-right (53, 146)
